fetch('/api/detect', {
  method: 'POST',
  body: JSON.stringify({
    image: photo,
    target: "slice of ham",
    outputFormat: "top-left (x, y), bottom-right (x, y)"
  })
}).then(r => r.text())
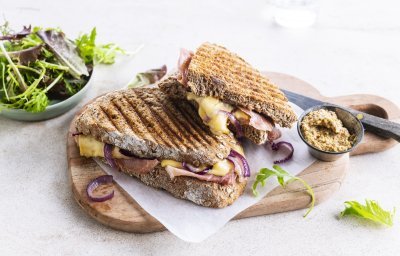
top-left (165, 166), bottom-right (236, 185)
top-left (177, 48), bottom-right (193, 85)
top-left (115, 157), bottom-right (159, 175)
top-left (238, 107), bottom-right (275, 131)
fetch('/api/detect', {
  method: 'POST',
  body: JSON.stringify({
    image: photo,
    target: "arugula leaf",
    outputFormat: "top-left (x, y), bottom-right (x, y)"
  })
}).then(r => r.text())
top-left (94, 43), bottom-right (125, 64)
top-left (74, 27), bottom-right (96, 64)
top-left (252, 164), bottom-right (315, 217)
top-left (75, 27), bottom-right (125, 65)
top-left (0, 41), bottom-right (28, 91)
top-left (340, 199), bottom-right (395, 227)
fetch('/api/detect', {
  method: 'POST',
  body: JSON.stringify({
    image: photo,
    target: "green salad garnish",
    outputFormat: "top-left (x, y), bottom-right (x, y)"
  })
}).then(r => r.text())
top-left (0, 23), bottom-right (124, 113)
top-left (340, 199), bottom-right (395, 227)
top-left (252, 164), bottom-right (315, 217)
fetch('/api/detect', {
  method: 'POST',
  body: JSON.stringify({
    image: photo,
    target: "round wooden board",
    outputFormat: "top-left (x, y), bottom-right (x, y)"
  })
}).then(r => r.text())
top-left (68, 72), bottom-right (400, 233)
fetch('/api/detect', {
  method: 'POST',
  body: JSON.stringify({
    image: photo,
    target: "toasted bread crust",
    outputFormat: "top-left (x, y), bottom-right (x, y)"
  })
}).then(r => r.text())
top-left (186, 43), bottom-right (297, 128)
top-left (242, 124), bottom-right (268, 144)
top-left (123, 164), bottom-right (247, 208)
top-left (75, 88), bottom-right (235, 166)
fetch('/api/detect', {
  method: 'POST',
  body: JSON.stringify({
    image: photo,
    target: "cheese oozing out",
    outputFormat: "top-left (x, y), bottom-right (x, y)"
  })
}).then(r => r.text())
top-left (161, 159), bottom-right (234, 177)
top-left (160, 143), bottom-right (244, 177)
top-left (187, 93), bottom-right (250, 135)
top-left (78, 135), bottom-right (130, 159)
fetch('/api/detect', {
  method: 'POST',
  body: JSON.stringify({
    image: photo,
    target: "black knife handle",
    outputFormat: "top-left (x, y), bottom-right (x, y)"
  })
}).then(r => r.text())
top-left (346, 108), bottom-right (400, 142)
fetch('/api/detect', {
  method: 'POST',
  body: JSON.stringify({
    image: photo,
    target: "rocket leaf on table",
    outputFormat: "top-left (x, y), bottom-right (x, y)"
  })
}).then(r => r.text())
top-left (340, 199), bottom-right (395, 227)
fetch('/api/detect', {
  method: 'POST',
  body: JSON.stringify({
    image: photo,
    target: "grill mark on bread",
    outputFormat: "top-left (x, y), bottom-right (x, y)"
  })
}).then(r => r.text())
top-left (75, 88), bottom-right (234, 165)
top-left (152, 93), bottom-right (200, 149)
top-left (98, 104), bottom-right (122, 134)
top-left (110, 97), bottom-right (142, 138)
top-left (119, 94), bottom-right (156, 142)
top-left (185, 42), bottom-right (297, 127)
top-left (124, 92), bottom-right (174, 147)
top-left (177, 102), bottom-right (220, 146)
top-left (195, 50), bottom-right (285, 100)
top-left (165, 100), bottom-right (211, 149)
top-left (108, 100), bottom-right (137, 136)
top-left (140, 94), bottom-right (181, 149)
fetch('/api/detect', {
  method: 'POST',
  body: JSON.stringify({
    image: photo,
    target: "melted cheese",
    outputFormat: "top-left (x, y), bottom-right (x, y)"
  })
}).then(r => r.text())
top-left (233, 109), bottom-right (250, 122)
top-left (80, 136), bottom-right (242, 177)
top-left (208, 159), bottom-right (234, 176)
top-left (160, 160), bottom-right (183, 168)
top-left (78, 135), bottom-right (129, 159)
top-left (187, 93), bottom-right (233, 135)
top-left (230, 142), bottom-right (245, 156)
top-left (161, 159), bottom-right (234, 177)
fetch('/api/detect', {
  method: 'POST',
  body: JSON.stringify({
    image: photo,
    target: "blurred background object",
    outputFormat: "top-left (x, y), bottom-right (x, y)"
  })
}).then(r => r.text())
top-left (270, 0), bottom-right (318, 28)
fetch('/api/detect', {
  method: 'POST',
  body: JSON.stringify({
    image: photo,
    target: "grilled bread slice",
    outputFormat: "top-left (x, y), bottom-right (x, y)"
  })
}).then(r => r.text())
top-left (75, 88), bottom-right (247, 207)
top-left (186, 42), bottom-right (297, 127)
top-left (75, 88), bottom-right (235, 166)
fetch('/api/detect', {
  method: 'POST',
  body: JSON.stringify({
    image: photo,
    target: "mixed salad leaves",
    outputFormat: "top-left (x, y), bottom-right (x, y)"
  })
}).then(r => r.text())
top-left (0, 22), bottom-right (124, 113)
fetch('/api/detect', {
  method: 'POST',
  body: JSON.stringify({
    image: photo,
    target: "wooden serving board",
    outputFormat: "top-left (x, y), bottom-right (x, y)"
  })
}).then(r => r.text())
top-left (67, 72), bottom-right (400, 233)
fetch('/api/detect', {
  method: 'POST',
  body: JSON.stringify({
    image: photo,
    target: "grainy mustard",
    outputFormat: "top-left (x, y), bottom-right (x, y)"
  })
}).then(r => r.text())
top-left (300, 109), bottom-right (355, 152)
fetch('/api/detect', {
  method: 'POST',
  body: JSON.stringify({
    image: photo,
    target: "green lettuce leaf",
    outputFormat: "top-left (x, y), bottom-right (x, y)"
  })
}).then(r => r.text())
top-left (252, 164), bottom-right (315, 217)
top-left (340, 199), bottom-right (395, 227)
top-left (75, 27), bottom-right (125, 65)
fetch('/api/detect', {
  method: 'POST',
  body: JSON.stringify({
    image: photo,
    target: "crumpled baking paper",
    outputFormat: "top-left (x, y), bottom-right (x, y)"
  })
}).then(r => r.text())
top-left (95, 104), bottom-right (314, 242)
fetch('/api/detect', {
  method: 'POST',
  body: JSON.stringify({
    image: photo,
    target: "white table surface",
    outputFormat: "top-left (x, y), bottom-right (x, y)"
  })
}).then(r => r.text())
top-left (1, 0), bottom-right (400, 255)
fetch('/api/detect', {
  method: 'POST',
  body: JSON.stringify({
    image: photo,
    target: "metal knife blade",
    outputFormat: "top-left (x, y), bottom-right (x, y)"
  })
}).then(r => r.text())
top-left (281, 89), bottom-right (325, 110)
top-left (281, 89), bottom-right (400, 142)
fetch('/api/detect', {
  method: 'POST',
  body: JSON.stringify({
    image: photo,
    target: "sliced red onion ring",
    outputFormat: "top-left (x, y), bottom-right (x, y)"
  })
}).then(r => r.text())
top-left (72, 132), bottom-right (83, 136)
top-left (271, 141), bottom-right (294, 164)
top-left (219, 110), bottom-right (243, 138)
top-left (227, 156), bottom-right (245, 182)
top-left (182, 162), bottom-right (210, 175)
top-left (229, 150), bottom-right (250, 177)
top-left (86, 175), bottom-right (114, 202)
top-left (104, 144), bottom-right (117, 168)
top-left (119, 148), bottom-right (157, 160)
top-left (268, 127), bottom-right (282, 141)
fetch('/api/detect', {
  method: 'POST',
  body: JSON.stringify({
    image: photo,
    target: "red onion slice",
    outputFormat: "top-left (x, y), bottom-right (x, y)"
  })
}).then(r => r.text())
top-left (72, 132), bottom-right (83, 136)
top-left (227, 156), bottom-right (245, 182)
top-left (271, 141), bottom-right (294, 164)
top-left (219, 110), bottom-right (243, 138)
top-left (182, 162), bottom-right (210, 175)
top-left (86, 175), bottom-right (114, 202)
top-left (229, 150), bottom-right (250, 177)
top-left (268, 127), bottom-right (282, 141)
top-left (104, 144), bottom-right (117, 168)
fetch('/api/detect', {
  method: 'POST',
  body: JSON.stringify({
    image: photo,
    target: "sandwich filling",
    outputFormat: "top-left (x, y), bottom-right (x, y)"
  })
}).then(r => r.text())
top-left (77, 135), bottom-right (247, 185)
top-left (187, 92), bottom-right (274, 137)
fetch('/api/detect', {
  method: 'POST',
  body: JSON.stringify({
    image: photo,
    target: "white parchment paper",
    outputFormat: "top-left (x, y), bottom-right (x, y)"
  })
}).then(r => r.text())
top-left (95, 103), bottom-right (314, 242)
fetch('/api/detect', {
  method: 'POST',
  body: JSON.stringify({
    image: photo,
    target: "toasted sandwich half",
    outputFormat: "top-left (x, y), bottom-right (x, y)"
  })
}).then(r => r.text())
top-left (74, 88), bottom-right (249, 208)
top-left (159, 42), bottom-right (297, 144)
